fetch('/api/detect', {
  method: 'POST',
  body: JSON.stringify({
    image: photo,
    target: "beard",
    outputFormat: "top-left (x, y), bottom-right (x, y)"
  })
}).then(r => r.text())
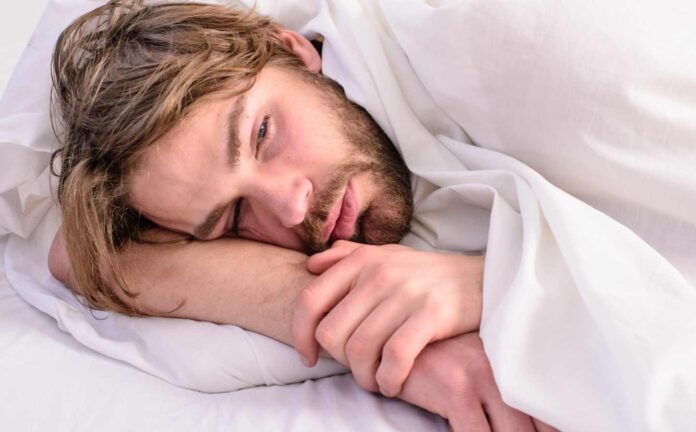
top-left (295, 71), bottom-right (414, 254)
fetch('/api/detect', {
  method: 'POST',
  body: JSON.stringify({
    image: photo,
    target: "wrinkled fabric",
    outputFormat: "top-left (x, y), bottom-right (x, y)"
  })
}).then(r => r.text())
top-left (276, 1), bottom-right (696, 430)
top-left (2, 0), bottom-right (347, 394)
top-left (2, 1), bottom-right (695, 430)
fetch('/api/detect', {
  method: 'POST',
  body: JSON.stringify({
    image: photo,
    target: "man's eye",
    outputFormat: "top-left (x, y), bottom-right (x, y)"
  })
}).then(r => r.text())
top-left (228, 198), bottom-right (244, 236)
top-left (255, 114), bottom-right (273, 157)
top-left (257, 116), bottom-right (268, 141)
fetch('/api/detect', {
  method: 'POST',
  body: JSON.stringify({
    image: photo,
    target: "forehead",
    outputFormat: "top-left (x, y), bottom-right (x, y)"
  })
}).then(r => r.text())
top-left (129, 66), bottom-right (319, 199)
top-left (127, 91), bottom-right (235, 229)
top-left (140, 94), bottom-right (231, 179)
top-left (131, 66), bottom-right (293, 181)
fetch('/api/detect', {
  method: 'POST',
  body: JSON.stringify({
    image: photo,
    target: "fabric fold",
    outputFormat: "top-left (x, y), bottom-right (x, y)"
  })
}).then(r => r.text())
top-left (2, 1), bottom-right (694, 430)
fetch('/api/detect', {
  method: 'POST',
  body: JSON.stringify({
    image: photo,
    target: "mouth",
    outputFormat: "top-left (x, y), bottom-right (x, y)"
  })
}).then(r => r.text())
top-left (322, 179), bottom-right (359, 244)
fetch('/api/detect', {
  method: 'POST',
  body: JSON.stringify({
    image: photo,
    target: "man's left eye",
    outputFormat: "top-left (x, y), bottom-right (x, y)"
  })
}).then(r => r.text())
top-left (257, 115), bottom-right (269, 143)
top-left (254, 114), bottom-right (273, 159)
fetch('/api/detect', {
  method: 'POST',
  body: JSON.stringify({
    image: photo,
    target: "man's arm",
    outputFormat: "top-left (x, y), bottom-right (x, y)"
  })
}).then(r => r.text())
top-left (48, 227), bottom-right (312, 345)
top-left (48, 228), bottom-right (546, 430)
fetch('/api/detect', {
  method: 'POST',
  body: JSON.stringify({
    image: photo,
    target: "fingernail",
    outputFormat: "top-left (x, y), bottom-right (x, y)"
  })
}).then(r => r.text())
top-left (300, 354), bottom-right (311, 367)
top-left (379, 386), bottom-right (396, 398)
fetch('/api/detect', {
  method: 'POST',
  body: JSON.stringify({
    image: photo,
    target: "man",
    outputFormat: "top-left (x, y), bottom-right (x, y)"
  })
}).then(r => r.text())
top-left (48, 1), bottom-right (550, 430)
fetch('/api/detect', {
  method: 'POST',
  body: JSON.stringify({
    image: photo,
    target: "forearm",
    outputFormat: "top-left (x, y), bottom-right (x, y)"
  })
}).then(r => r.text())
top-left (49, 228), bottom-right (314, 345)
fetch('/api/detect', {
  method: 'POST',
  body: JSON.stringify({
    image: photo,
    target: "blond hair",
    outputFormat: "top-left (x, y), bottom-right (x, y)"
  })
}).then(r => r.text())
top-left (50, 0), bottom-right (306, 314)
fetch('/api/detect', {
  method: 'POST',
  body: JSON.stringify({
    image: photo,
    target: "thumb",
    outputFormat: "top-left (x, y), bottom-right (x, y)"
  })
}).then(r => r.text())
top-left (307, 240), bottom-right (362, 274)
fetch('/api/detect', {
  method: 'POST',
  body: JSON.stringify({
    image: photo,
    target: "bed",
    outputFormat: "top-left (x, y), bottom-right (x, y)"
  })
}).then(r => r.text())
top-left (0, 1), bottom-right (445, 430)
top-left (0, 237), bottom-right (442, 431)
top-left (2, 1), bottom-right (695, 431)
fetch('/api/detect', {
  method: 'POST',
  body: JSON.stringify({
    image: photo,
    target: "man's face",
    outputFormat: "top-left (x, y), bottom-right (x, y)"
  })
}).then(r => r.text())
top-left (129, 66), bottom-right (413, 253)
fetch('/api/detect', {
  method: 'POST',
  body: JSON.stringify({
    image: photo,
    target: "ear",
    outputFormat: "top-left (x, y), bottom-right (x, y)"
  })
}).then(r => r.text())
top-left (277, 29), bottom-right (322, 73)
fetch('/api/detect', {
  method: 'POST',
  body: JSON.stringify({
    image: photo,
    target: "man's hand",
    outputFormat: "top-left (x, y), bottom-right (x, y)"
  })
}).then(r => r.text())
top-left (398, 332), bottom-right (556, 432)
top-left (293, 240), bottom-right (483, 397)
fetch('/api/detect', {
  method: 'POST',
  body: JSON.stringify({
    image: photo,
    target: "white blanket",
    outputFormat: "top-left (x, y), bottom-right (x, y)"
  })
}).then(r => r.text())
top-left (2, 1), bottom-right (695, 431)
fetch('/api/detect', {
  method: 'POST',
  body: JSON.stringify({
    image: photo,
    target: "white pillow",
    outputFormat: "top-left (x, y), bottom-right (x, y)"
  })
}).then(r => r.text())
top-left (0, 0), bottom-right (346, 393)
top-left (2, 3), bottom-right (695, 431)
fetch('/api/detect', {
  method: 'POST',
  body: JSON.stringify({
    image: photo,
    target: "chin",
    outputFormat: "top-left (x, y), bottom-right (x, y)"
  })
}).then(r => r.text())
top-left (354, 204), bottom-right (412, 246)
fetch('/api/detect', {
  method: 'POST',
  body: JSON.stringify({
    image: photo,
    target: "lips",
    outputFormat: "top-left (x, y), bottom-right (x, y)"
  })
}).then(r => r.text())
top-left (331, 181), bottom-right (358, 241)
top-left (322, 180), bottom-right (359, 244)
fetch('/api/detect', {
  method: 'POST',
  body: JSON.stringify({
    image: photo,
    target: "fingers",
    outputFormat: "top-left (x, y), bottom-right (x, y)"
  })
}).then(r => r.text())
top-left (313, 286), bottom-right (381, 367)
top-left (396, 335), bottom-right (492, 432)
top-left (484, 400), bottom-right (536, 432)
top-left (306, 240), bottom-right (362, 274)
top-left (375, 311), bottom-right (435, 397)
top-left (480, 359), bottom-right (536, 432)
top-left (449, 405), bottom-right (491, 432)
top-left (291, 295), bottom-right (321, 367)
top-left (293, 250), bottom-right (364, 366)
top-left (346, 300), bottom-right (410, 392)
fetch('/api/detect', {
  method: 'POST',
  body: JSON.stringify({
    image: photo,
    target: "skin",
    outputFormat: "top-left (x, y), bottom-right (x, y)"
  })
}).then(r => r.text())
top-left (49, 230), bottom-right (543, 432)
top-left (129, 34), bottom-right (412, 253)
top-left (295, 240), bottom-right (483, 397)
top-left (128, 50), bottom-right (482, 397)
top-left (128, 65), bottom-right (385, 249)
top-left (49, 29), bottom-right (557, 431)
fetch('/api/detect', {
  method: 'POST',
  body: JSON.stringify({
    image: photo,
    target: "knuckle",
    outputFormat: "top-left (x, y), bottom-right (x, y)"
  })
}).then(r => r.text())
top-left (296, 288), bottom-right (317, 313)
top-left (315, 322), bottom-right (336, 350)
top-left (383, 338), bottom-right (409, 367)
top-left (447, 368), bottom-right (474, 396)
top-left (447, 358), bottom-right (493, 397)
top-left (372, 267), bottom-right (399, 289)
top-left (401, 283), bottom-right (423, 302)
top-left (352, 245), bottom-right (373, 261)
top-left (470, 356), bottom-right (494, 380)
top-left (377, 338), bottom-right (415, 397)
top-left (345, 335), bottom-right (369, 362)
top-left (352, 369), bottom-right (379, 393)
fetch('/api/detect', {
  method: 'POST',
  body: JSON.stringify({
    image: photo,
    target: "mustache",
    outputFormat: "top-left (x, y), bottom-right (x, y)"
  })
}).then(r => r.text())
top-left (301, 161), bottom-right (375, 253)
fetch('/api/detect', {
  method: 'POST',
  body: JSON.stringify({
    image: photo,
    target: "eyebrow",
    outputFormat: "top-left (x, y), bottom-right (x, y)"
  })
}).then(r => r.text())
top-left (226, 92), bottom-right (247, 167)
top-left (194, 203), bottom-right (227, 239)
top-left (193, 94), bottom-right (247, 239)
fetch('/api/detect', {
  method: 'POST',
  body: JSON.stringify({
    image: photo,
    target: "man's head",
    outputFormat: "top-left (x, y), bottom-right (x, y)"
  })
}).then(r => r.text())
top-left (129, 64), bottom-right (413, 254)
top-left (52, 0), bottom-right (413, 313)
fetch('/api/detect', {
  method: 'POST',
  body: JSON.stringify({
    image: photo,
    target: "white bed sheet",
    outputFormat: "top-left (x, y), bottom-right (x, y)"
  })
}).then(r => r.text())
top-left (0, 2), bottom-right (445, 431)
top-left (0, 242), bottom-right (443, 431)
top-left (3, 0), bottom-right (696, 431)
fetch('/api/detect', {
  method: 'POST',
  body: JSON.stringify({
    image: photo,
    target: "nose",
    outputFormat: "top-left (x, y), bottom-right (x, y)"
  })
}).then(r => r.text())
top-left (256, 174), bottom-right (312, 228)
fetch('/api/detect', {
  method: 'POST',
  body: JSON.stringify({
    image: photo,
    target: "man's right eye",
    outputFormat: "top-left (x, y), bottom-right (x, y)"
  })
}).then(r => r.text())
top-left (227, 198), bottom-right (244, 235)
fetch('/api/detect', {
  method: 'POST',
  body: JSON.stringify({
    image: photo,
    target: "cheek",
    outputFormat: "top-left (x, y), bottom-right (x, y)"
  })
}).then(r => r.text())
top-left (282, 116), bottom-right (350, 166)
top-left (239, 204), bottom-right (304, 250)
top-left (238, 204), bottom-right (280, 243)
top-left (238, 206), bottom-right (264, 239)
